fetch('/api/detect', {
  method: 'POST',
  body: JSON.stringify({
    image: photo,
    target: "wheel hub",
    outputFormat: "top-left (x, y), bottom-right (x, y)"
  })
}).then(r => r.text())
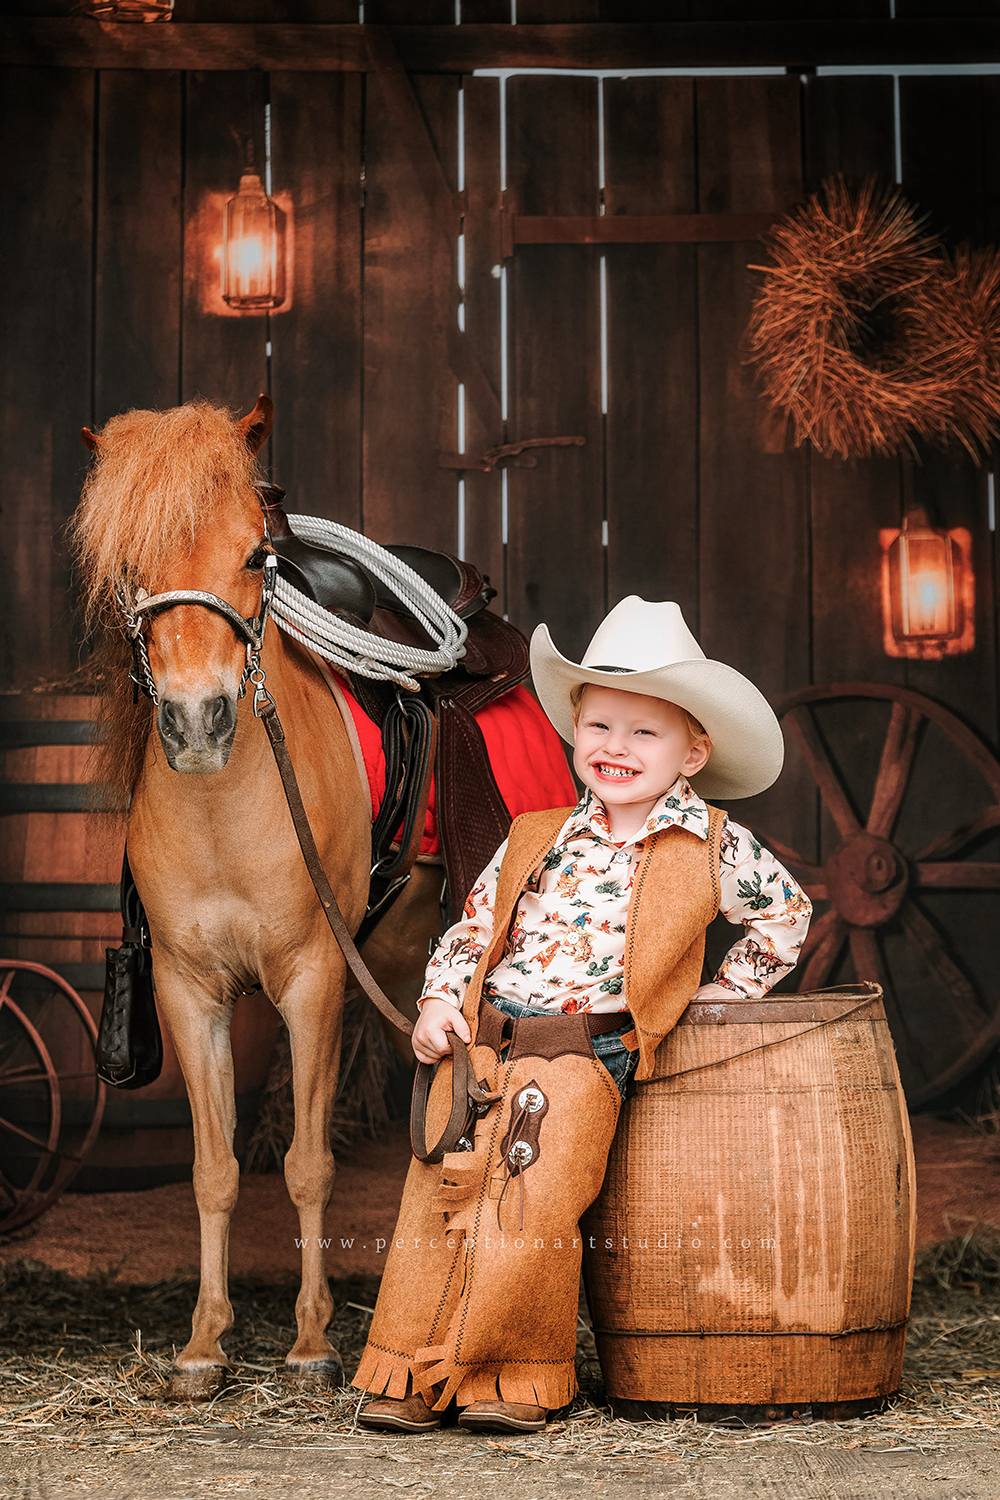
top-left (824, 833), bottom-right (909, 928)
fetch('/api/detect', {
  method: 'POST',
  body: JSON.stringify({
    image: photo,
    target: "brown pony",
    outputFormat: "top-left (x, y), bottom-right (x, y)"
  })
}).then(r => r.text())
top-left (69, 395), bottom-right (440, 1397)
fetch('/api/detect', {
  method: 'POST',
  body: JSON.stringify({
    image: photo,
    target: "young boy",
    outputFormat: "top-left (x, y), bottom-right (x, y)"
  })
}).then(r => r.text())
top-left (353, 597), bottom-right (812, 1434)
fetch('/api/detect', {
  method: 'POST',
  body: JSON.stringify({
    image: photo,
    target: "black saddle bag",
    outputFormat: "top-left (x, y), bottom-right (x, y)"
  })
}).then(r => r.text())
top-left (96, 847), bottom-right (163, 1089)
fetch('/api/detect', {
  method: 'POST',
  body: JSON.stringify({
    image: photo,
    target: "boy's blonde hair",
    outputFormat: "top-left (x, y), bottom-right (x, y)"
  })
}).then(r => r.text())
top-left (570, 681), bottom-right (708, 744)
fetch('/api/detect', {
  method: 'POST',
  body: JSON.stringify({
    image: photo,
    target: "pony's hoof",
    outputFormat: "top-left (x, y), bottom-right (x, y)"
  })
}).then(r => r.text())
top-left (285, 1356), bottom-right (344, 1392)
top-left (165, 1364), bottom-right (228, 1402)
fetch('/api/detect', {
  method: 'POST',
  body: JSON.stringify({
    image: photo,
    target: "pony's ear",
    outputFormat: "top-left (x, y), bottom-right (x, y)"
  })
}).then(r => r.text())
top-left (81, 425), bottom-right (100, 453)
top-left (237, 394), bottom-right (273, 454)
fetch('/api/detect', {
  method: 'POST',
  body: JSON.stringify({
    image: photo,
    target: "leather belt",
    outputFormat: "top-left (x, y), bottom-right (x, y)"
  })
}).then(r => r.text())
top-left (409, 1003), bottom-right (634, 1165)
top-left (586, 1010), bottom-right (632, 1037)
top-left (480, 996), bottom-right (631, 1039)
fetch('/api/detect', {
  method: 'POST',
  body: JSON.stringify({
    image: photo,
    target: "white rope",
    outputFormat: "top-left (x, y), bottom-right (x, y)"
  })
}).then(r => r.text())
top-left (269, 515), bottom-right (468, 690)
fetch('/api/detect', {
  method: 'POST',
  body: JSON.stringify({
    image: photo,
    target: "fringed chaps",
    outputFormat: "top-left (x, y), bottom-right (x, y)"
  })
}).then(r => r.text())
top-left (352, 1007), bottom-right (623, 1411)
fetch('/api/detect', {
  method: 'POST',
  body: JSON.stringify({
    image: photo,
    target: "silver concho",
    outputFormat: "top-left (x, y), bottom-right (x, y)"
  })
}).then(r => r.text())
top-left (507, 1140), bottom-right (534, 1169)
top-left (516, 1085), bottom-right (546, 1114)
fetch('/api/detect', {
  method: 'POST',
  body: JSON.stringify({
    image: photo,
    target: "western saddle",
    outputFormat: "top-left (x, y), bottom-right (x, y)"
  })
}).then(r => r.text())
top-left (259, 484), bottom-right (529, 938)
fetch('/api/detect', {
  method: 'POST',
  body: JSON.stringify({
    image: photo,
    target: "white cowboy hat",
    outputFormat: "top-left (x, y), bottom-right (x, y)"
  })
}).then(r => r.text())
top-left (529, 597), bottom-right (784, 800)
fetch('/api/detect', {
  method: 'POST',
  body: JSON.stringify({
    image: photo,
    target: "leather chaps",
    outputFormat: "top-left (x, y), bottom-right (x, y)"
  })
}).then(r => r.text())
top-left (351, 1000), bottom-right (630, 1411)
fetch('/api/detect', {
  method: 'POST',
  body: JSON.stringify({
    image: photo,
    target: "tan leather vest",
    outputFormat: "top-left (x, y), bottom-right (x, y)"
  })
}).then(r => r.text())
top-left (460, 802), bottom-right (725, 1082)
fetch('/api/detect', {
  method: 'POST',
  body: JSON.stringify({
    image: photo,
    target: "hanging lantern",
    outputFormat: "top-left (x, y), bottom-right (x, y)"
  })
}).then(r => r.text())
top-left (880, 507), bottom-right (975, 659)
top-left (221, 143), bottom-right (286, 313)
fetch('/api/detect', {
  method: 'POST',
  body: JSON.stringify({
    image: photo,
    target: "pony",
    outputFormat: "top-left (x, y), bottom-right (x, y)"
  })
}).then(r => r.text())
top-left (69, 394), bottom-right (441, 1397)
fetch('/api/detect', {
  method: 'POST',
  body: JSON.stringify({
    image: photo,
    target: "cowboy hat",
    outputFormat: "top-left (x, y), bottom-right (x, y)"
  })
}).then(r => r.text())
top-left (529, 597), bottom-right (784, 800)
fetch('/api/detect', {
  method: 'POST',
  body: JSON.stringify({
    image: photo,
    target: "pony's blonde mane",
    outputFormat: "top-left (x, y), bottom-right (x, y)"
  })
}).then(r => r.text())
top-left (66, 400), bottom-right (263, 811)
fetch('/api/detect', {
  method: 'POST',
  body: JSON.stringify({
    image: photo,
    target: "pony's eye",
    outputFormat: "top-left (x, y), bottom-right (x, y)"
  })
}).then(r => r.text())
top-left (245, 546), bottom-right (271, 572)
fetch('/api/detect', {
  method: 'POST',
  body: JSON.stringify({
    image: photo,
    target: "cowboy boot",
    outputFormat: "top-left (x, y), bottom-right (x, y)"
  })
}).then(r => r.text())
top-left (458, 1400), bottom-right (547, 1433)
top-left (358, 1393), bottom-right (442, 1433)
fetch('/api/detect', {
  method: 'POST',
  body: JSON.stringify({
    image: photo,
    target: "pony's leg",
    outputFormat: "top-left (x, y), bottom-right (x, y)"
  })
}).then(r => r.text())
top-left (155, 966), bottom-right (239, 1400)
top-left (280, 972), bottom-right (344, 1385)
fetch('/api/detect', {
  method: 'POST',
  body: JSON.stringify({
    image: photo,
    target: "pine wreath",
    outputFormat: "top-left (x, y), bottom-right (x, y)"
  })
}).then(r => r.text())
top-left (747, 177), bottom-right (965, 459)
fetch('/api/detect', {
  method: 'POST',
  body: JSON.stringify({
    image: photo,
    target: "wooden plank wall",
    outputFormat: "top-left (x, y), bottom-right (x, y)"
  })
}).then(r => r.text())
top-left (1, 66), bottom-right (94, 687)
top-left (2, 4), bottom-right (998, 917)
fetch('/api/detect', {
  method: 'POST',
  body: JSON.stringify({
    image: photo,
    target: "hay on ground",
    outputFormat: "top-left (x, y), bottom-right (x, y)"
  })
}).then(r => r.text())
top-left (1, 1234), bottom-right (997, 1459)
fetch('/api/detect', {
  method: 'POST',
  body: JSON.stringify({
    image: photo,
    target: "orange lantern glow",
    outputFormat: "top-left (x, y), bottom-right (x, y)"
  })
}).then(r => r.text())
top-left (880, 508), bottom-right (975, 660)
top-left (221, 158), bottom-right (286, 313)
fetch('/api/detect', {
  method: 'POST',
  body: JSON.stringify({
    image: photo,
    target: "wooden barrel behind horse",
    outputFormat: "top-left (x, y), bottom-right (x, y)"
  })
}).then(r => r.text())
top-left (0, 692), bottom-right (280, 1189)
top-left (582, 984), bottom-right (916, 1419)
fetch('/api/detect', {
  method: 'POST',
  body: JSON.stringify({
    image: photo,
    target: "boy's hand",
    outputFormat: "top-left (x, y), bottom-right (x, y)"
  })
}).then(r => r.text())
top-left (412, 997), bottom-right (472, 1066)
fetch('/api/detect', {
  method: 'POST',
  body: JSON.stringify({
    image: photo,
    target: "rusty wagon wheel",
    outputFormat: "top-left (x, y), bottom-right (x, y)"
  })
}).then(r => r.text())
top-left (0, 960), bottom-right (106, 1234)
top-left (764, 684), bottom-right (1000, 1107)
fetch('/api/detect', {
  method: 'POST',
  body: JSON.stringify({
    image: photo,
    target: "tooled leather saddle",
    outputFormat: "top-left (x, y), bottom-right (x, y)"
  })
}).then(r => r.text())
top-left (258, 484), bottom-right (529, 936)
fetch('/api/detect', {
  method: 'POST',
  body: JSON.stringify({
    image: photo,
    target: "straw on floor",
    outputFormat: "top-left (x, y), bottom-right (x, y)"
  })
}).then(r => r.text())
top-left (1, 1234), bottom-right (997, 1460)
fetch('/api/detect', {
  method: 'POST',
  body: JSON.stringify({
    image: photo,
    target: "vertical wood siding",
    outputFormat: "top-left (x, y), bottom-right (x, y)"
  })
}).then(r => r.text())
top-left (3, 14), bottom-right (998, 945)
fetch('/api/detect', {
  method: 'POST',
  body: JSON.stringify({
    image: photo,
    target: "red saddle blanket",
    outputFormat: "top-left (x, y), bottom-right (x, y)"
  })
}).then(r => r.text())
top-left (332, 674), bottom-right (577, 859)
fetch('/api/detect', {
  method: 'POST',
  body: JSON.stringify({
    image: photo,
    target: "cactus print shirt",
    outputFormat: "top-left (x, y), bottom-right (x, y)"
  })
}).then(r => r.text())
top-left (418, 776), bottom-right (813, 1015)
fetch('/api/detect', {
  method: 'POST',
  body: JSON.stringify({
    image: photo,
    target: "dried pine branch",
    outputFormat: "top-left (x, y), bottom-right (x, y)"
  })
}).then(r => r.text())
top-left (910, 244), bottom-right (1000, 459)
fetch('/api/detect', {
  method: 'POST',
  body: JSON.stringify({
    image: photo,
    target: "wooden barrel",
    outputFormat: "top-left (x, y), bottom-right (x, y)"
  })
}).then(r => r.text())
top-left (0, 692), bottom-right (281, 1189)
top-left (582, 984), bottom-right (916, 1419)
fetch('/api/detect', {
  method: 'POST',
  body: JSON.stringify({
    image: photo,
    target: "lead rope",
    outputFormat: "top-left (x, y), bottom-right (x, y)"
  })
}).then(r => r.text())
top-left (247, 670), bottom-right (499, 1160)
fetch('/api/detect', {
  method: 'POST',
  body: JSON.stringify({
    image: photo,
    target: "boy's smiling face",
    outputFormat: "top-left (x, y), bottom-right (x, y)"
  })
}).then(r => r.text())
top-left (571, 683), bottom-right (712, 817)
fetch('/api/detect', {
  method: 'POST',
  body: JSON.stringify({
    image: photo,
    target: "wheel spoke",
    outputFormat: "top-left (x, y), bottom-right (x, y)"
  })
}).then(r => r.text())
top-left (913, 805), bottom-right (1000, 862)
top-left (0, 1066), bottom-right (99, 1087)
top-left (848, 925), bottom-right (922, 1070)
top-left (916, 862), bottom-right (1000, 890)
top-left (899, 899), bottom-right (989, 1032)
top-left (800, 910), bottom-right (845, 989)
top-left (867, 702), bottom-right (924, 840)
top-left (0, 1113), bottom-right (89, 1166)
top-left (847, 926), bottom-right (886, 995)
top-left (0, 968), bottom-right (16, 1012)
top-left (0, 1114), bottom-right (58, 1154)
top-left (756, 833), bottom-right (827, 893)
top-left (785, 707), bottom-right (860, 839)
top-left (0, 1155), bottom-right (25, 1192)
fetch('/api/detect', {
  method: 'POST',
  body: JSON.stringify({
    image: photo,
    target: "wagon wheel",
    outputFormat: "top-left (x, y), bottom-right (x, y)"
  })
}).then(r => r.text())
top-left (0, 960), bottom-right (106, 1234)
top-left (764, 684), bottom-right (1000, 1107)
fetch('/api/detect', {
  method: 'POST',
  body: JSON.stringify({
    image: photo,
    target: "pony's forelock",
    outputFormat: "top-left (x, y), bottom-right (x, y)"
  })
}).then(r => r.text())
top-left (69, 400), bottom-right (261, 634)
top-left (66, 400), bottom-right (263, 811)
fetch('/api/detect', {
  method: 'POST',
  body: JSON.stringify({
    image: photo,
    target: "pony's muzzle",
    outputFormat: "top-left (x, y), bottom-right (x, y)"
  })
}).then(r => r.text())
top-left (158, 693), bottom-right (237, 771)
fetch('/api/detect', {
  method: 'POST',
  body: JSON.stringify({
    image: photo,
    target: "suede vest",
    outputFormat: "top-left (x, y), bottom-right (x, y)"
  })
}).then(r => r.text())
top-left (461, 802), bottom-right (725, 1083)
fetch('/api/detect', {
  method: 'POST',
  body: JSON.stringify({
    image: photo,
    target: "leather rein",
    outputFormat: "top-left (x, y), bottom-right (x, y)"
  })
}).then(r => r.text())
top-left (117, 508), bottom-right (488, 1162)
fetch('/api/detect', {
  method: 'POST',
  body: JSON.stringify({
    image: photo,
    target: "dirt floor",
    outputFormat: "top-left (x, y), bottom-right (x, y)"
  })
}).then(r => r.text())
top-left (1, 1115), bottom-right (998, 1500)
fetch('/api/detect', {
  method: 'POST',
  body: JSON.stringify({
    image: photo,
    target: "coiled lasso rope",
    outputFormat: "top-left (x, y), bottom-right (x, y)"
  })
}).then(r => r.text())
top-left (269, 514), bottom-right (469, 691)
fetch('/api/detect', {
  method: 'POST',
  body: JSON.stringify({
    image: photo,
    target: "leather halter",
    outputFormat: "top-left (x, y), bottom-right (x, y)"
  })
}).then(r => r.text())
top-left (117, 486), bottom-right (279, 708)
top-left (126, 586), bottom-right (268, 649)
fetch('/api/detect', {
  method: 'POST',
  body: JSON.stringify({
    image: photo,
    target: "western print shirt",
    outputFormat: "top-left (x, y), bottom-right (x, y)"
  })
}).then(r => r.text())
top-left (418, 776), bottom-right (813, 1015)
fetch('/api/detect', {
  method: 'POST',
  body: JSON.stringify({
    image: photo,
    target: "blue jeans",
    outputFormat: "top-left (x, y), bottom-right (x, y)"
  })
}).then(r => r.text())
top-left (483, 992), bottom-right (640, 1101)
